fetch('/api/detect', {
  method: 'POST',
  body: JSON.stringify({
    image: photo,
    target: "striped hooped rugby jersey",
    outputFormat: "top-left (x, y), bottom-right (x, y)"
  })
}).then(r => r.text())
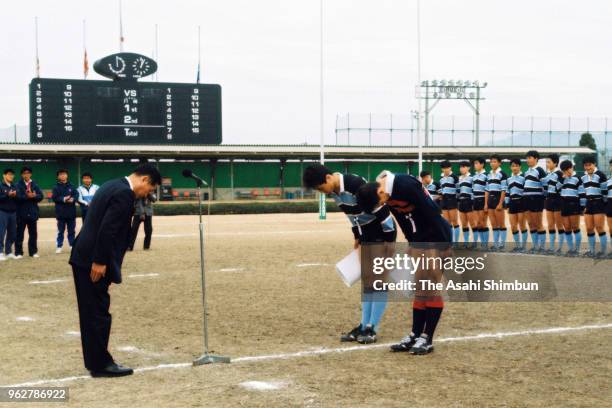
top-left (505, 173), bottom-right (525, 203)
top-left (458, 174), bottom-right (474, 200)
top-left (558, 174), bottom-right (586, 207)
top-left (424, 180), bottom-right (441, 201)
top-left (523, 166), bottom-right (547, 196)
top-left (580, 169), bottom-right (608, 200)
top-left (330, 173), bottom-right (396, 240)
top-left (485, 168), bottom-right (508, 194)
top-left (544, 169), bottom-right (563, 197)
top-left (472, 170), bottom-right (487, 199)
top-left (607, 177), bottom-right (612, 199)
top-left (439, 173), bottom-right (459, 198)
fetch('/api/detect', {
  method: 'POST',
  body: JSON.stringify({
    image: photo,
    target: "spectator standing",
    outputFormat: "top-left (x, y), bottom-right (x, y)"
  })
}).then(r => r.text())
top-left (77, 172), bottom-right (99, 220)
top-left (128, 193), bottom-right (157, 251)
top-left (15, 167), bottom-right (43, 258)
top-left (0, 169), bottom-right (18, 261)
top-left (52, 169), bottom-right (78, 254)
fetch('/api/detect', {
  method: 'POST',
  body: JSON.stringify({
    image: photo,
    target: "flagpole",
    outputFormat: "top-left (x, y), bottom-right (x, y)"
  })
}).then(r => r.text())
top-left (416, 0), bottom-right (423, 174)
top-left (154, 24), bottom-right (159, 81)
top-left (318, 0), bottom-right (326, 221)
top-left (119, 0), bottom-right (124, 52)
top-left (197, 25), bottom-right (201, 84)
top-left (35, 16), bottom-right (40, 78)
top-left (83, 19), bottom-right (87, 79)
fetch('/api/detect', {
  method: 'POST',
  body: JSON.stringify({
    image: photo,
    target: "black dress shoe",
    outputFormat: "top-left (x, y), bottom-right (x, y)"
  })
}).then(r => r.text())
top-left (90, 362), bottom-right (134, 378)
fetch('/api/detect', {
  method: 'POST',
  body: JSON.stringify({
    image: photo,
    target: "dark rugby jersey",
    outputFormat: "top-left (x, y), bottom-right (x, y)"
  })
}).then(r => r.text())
top-left (523, 166), bottom-right (547, 196)
top-left (558, 174), bottom-right (586, 206)
top-left (378, 172), bottom-right (451, 243)
top-left (472, 170), bottom-right (487, 198)
top-left (439, 173), bottom-right (459, 198)
top-left (544, 169), bottom-right (563, 197)
top-left (505, 173), bottom-right (525, 203)
top-left (330, 173), bottom-right (396, 242)
top-left (485, 169), bottom-right (508, 194)
top-left (424, 180), bottom-right (441, 201)
top-left (458, 174), bottom-right (474, 200)
top-left (581, 170), bottom-right (608, 200)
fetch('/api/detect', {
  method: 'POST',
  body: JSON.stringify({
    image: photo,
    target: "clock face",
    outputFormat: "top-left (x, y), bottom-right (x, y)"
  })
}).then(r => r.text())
top-left (94, 53), bottom-right (158, 80)
top-left (132, 56), bottom-right (152, 78)
top-left (108, 56), bottom-right (126, 75)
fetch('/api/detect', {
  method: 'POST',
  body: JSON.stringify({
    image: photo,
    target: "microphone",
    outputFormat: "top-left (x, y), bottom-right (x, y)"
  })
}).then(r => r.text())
top-left (182, 169), bottom-right (208, 187)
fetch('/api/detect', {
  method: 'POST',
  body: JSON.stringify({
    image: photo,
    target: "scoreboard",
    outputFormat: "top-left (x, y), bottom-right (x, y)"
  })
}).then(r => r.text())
top-left (29, 78), bottom-right (222, 145)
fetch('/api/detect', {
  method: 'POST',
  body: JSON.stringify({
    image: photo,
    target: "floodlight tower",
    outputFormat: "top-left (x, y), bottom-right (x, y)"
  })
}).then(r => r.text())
top-left (418, 80), bottom-right (487, 146)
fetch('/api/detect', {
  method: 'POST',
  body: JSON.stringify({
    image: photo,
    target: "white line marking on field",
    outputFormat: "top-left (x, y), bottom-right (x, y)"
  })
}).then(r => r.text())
top-left (239, 380), bottom-right (288, 391)
top-left (296, 263), bottom-right (329, 268)
top-left (29, 279), bottom-right (70, 285)
top-left (127, 273), bottom-right (159, 278)
top-left (16, 316), bottom-right (35, 322)
top-left (64, 331), bottom-right (80, 337)
top-left (4, 322), bottom-right (611, 388)
top-left (218, 268), bottom-right (245, 272)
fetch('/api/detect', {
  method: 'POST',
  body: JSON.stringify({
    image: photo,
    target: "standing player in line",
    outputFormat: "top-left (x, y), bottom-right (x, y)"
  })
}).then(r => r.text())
top-left (457, 161), bottom-right (476, 249)
top-left (558, 160), bottom-right (585, 257)
top-left (356, 171), bottom-right (452, 355)
top-left (523, 151), bottom-right (547, 253)
top-left (506, 159), bottom-right (527, 252)
top-left (607, 159), bottom-right (612, 258)
top-left (420, 171), bottom-right (441, 207)
top-left (439, 161), bottom-right (460, 244)
top-left (544, 154), bottom-right (565, 254)
top-left (471, 158), bottom-right (488, 249)
top-left (484, 155), bottom-right (508, 251)
top-left (581, 156), bottom-right (608, 258)
top-left (302, 164), bottom-right (397, 344)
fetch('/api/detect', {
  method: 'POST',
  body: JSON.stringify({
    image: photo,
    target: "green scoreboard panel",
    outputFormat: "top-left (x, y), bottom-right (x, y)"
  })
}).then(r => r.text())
top-left (29, 78), bottom-right (222, 145)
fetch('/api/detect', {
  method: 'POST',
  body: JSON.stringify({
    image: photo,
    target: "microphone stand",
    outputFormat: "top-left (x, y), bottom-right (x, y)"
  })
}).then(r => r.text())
top-left (192, 179), bottom-right (230, 366)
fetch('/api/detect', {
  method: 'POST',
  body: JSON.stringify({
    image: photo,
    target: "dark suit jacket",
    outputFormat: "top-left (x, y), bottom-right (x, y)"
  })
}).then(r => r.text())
top-left (69, 178), bottom-right (135, 284)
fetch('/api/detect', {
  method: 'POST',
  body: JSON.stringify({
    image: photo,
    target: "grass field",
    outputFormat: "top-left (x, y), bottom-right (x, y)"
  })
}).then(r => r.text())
top-left (1, 213), bottom-right (611, 407)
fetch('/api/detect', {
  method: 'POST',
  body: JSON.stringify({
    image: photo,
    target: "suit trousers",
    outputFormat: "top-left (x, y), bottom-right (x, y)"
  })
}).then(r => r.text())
top-left (72, 265), bottom-right (114, 371)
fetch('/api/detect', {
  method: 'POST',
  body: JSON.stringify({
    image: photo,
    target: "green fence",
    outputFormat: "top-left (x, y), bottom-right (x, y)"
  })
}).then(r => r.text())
top-left (0, 159), bottom-right (529, 193)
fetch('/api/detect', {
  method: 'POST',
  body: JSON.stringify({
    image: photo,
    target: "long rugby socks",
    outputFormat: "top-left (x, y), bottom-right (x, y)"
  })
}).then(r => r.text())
top-left (588, 233), bottom-right (596, 253)
top-left (492, 228), bottom-right (500, 245)
top-left (512, 230), bottom-right (520, 245)
top-left (424, 297), bottom-right (444, 343)
top-left (500, 228), bottom-right (507, 247)
top-left (599, 233), bottom-right (607, 253)
top-left (565, 231), bottom-right (573, 252)
top-left (574, 230), bottom-right (582, 252)
top-left (462, 228), bottom-right (470, 243)
top-left (558, 230), bottom-right (565, 250)
top-left (538, 231), bottom-right (547, 250)
top-left (481, 228), bottom-right (489, 248)
top-left (368, 291), bottom-right (388, 329)
top-left (548, 229), bottom-right (556, 250)
top-left (530, 230), bottom-right (537, 249)
top-left (453, 226), bottom-right (460, 243)
top-left (412, 300), bottom-right (427, 338)
top-left (521, 230), bottom-right (528, 249)
top-left (361, 299), bottom-right (373, 329)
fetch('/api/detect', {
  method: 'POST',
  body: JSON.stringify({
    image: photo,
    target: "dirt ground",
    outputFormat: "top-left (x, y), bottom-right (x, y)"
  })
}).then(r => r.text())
top-left (0, 213), bottom-right (611, 407)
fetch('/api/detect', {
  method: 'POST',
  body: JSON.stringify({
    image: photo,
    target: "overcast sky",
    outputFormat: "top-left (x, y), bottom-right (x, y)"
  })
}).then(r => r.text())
top-left (1, 0), bottom-right (611, 144)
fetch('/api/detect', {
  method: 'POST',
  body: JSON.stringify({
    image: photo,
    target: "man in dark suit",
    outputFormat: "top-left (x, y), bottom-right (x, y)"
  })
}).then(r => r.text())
top-left (69, 164), bottom-right (161, 377)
